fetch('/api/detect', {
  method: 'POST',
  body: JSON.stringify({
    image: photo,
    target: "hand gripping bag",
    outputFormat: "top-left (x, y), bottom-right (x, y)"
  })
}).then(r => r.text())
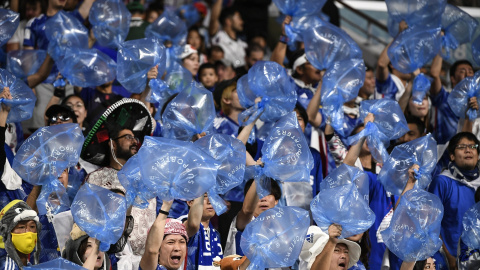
top-left (89, 0), bottom-right (131, 48)
top-left (385, 0), bottom-right (445, 31)
top-left (116, 37), bottom-right (166, 93)
top-left (237, 61), bottom-right (297, 126)
top-left (462, 201), bottom-right (480, 250)
top-left (0, 9), bottom-right (19, 47)
top-left (447, 71), bottom-right (480, 119)
top-left (411, 73), bottom-right (431, 105)
top-left (284, 15), bottom-right (326, 49)
top-left (473, 35), bottom-right (480, 67)
top-left (319, 163), bottom-right (369, 204)
top-left (240, 206), bottom-right (310, 270)
top-left (381, 189), bottom-right (443, 262)
top-left (24, 257), bottom-right (88, 270)
top-left (321, 58), bottom-right (365, 137)
top-left (36, 179), bottom-right (71, 216)
top-left (441, 4), bottom-right (479, 59)
top-left (13, 123), bottom-right (84, 186)
top-left (7, 50), bottom-right (47, 80)
top-left (194, 134), bottom-right (246, 215)
top-left (0, 68), bottom-right (36, 123)
top-left (387, 25), bottom-right (441, 74)
top-left (378, 134), bottom-right (437, 196)
top-left (347, 99), bottom-right (409, 163)
top-left (117, 136), bottom-right (218, 206)
top-left (162, 82), bottom-right (216, 141)
top-left (145, 9), bottom-right (187, 46)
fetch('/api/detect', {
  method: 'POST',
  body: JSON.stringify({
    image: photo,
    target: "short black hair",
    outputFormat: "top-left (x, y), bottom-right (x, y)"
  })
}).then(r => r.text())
top-left (245, 42), bottom-right (264, 58)
top-left (449, 60), bottom-right (473, 78)
top-left (294, 103), bottom-right (308, 127)
top-left (219, 7), bottom-right (238, 26)
top-left (198, 63), bottom-right (216, 76)
top-left (447, 132), bottom-right (480, 156)
top-left (244, 178), bottom-right (282, 201)
top-left (405, 116), bottom-right (425, 135)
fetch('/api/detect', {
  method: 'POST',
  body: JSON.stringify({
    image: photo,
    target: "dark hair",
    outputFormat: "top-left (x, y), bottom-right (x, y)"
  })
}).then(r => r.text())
top-left (413, 259), bottom-right (427, 270)
top-left (358, 231), bottom-right (371, 270)
top-left (77, 237), bottom-right (89, 262)
top-left (145, 0), bottom-right (164, 17)
top-left (447, 132), bottom-right (480, 156)
top-left (245, 43), bottom-right (264, 58)
top-left (294, 103), bottom-right (308, 127)
top-left (198, 63), bottom-right (216, 76)
top-left (244, 178), bottom-right (282, 201)
top-left (219, 7), bottom-right (238, 26)
top-left (449, 60), bottom-right (473, 78)
top-left (405, 115), bottom-right (425, 135)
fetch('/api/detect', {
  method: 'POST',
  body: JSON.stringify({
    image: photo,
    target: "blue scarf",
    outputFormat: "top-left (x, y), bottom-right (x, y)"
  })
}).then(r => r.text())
top-left (448, 162), bottom-right (480, 182)
top-left (187, 222), bottom-right (223, 270)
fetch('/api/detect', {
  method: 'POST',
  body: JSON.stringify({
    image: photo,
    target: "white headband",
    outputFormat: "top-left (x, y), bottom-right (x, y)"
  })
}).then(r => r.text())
top-left (293, 53), bottom-right (308, 72)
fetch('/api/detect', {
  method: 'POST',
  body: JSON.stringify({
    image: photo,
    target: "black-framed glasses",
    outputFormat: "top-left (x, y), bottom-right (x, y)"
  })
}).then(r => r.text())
top-left (455, 144), bottom-right (479, 150)
top-left (113, 134), bottom-right (139, 144)
top-left (48, 114), bottom-right (70, 124)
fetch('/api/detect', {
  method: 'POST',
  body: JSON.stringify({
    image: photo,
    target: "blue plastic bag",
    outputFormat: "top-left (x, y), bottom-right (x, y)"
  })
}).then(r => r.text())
top-left (381, 189), bottom-right (443, 262)
top-left (304, 22), bottom-right (363, 71)
top-left (387, 25), bottom-right (441, 74)
top-left (145, 9), bottom-right (187, 46)
top-left (473, 35), bottom-right (480, 67)
top-left (411, 73), bottom-right (431, 105)
top-left (45, 10), bottom-right (89, 62)
top-left (0, 9), bottom-right (19, 47)
top-left (36, 179), bottom-right (70, 216)
top-left (284, 15), bottom-right (326, 49)
top-left (177, 4), bottom-right (201, 28)
top-left (441, 4), bottom-right (479, 59)
top-left (162, 82), bottom-right (216, 141)
top-left (319, 163), bottom-right (369, 204)
top-left (385, 0), bottom-right (445, 31)
top-left (378, 134), bottom-right (437, 196)
top-left (24, 257), bottom-right (88, 270)
top-left (347, 99), bottom-right (409, 163)
top-left (117, 37), bottom-right (166, 93)
top-left (321, 58), bottom-right (365, 137)
top-left (12, 123), bottom-right (84, 186)
top-left (240, 206), bottom-right (310, 270)
top-left (461, 201), bottom-right (480, 250)
top-left (273, 0), bottom-right (326, 17)
top-left (71, 183), bottom-right (127, 252)
top-left (57, 48), bottom-right (117, 88)
top-left (89, 0), bottom-right (131, 48)
top-left (194, 134), bottom-right (246, 215)
top-left (118, 136), bottom-right (218, 206)
top-left (447, 70), bottom-right (480, 119)
top-left (311, 181), bottom-right (375, 238)
top-left (7, 50), bottom-right (47, 80)
top-left (237, 61), bottom-right (297, 126)
top-left (0, 68), bottom-right (36, 123)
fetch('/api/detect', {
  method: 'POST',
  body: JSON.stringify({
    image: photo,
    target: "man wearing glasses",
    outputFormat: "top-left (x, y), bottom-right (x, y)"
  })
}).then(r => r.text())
top-left (429, 132), bottom-right (480, 268)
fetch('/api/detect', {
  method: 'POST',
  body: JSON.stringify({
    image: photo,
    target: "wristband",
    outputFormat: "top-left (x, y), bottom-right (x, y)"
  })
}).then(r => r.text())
top-left (53, 87), bottom-right (66, 98)
top-left (279, 35), bottom-right (289, 44)
top-left (159, 209), bottom-right (169, 216)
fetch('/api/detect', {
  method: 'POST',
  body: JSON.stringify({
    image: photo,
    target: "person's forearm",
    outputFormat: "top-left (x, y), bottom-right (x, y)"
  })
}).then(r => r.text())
top-left (306, 82), bottom-right (323, 127)
top-left (310, 239), bottom-right (336, 270)
top-left (236, 180), bottom-right (258, 231)
top-left (430, 54), bottom-right (443, 96)
top-left (27, 55), bottom-right (54, 88)
top-left (270, 41), bottom-right (287, 66)
top-left (343, 137), bottom-right (366, 166)
top-left (185, 196), bottom-right (204, 237)
top-left (376, 41), bottom-right (392, 82)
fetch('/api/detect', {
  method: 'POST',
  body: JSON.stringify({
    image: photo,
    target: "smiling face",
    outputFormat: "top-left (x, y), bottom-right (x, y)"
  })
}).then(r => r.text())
top-left (330, 243), bottom-right (349, 270)
top-left (450, 137), bottom-right (480, 170)
top-left (158, 234), bottom-right (187, 270)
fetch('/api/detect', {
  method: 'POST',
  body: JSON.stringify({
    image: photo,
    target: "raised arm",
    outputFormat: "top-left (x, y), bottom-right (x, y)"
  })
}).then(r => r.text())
top-left (236, 179), bottom-right (258, 231)
top-left (462, 97), bottom-right (479, 133)
top-left (394, 164), bottom-right (419, 210)
top-left (310, 224), bottom-right (342, 270)
top-left (430, 54), bottom-right (443, 96)
top-left (343, 113), bottom-right (374, 166)
top-left (26, 54), bottom-right (54, 89)
top-left (184, 195), bottom-right (204, 238)
top-left (398, 69), bottom-right (420, 112)
top-left (78, 0), bottom-right (96, 20)
top-left (82, 238), bottom-right (100, 270)
top-left (270, 15), bottom-right (291, 66)
top-left (306, 82), bottom-right (323, 127)
top-left (208, 0), bottom-right (222, 37)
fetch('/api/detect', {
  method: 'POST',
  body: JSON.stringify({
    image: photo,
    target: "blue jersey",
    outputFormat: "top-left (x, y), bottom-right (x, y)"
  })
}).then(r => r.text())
top-left (309, 147), bottom-right (324, 197)
top-left (431, 87), bottom-right (459, 144)
top-left (0, 255), bottom-right (29, 270)
top-left (186, 222), bottom-right (223, 270)
top-left (38, 215), bottom-right (60, 263)
top-left (375, 75), bottom-right (400, 100)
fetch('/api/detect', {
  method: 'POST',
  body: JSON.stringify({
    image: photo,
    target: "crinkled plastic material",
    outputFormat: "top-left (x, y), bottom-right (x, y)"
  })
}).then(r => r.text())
top-left (7, 50), bottom-right (47, 80)
top-left (311, 181), bottom-right (375, 238)
top-left (273, 0), bottom-right (326, 17)
top-left (194, 134), bottom-right (246, 215)
top-left (45, 11), bottom-right (89, 62)
top-left (385, 0), bottom-right (445, 31)
top-left (165, 46), bottom-right (183, 74)
top-left (285, 15), bottom-right (326, 49)
top-left (0, 68), bottom-right (36, 123)
top-left (89, 0), bottom-right (131, 48)
top-left (304, 22), bottom-right (363, 71)
top-left (0, 9), bottom-right (19, 47)
top-left (473, 35), bottom-right (480, 67)
top-left (162, 82), bottom-right (216, 141)
top-left (441, 4), bottom-right (479, 59)
top-left (145, 9), bottom-right (187, 46)
top-left (117, 38), bottom-right (166, 93)
top-left (237, 61), bottom-right (297, 126)
top-left (177, 4), bottom-right (201, 27)
top-left (319, 163), bottom-right (369, 204)
top-left (71, 183), bottom-right (127, 252)
top-left (411, 73), bottom-right (431, 105)
top-left (24, 257), bottom-right (88, 270)
top-left (381, 189), bottom-right (443, 262)
top-left (118, 136), bottom-right (218, 207)
top-left (57, 48), bottom-right (117, 88)
top-left (240, 206), bottom-right (310, 270)
top-left (321, 58), bottom-right (365, 137)
top-left (36, 179), bottom-right (70, 216)
top-left (447, 71), bottom-right (480, 119)
top-left (347, 99), bottom-right (409, 163)
top-left (378, 134), bottom-right (437, 196)
top-left (12, 124), bottom-right (84, 186)
top-left (461, 202), bottom-right (480, 250)
top-left (387, 25), bottom-right (441, 74)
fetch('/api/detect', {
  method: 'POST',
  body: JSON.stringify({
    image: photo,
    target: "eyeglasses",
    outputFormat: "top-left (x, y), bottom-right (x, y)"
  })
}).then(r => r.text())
top-left (65, 102), bottom-right (84, 109)
top-left (455, 144), bottom-right (479, 150)
top-left (113, 134), bottom-right (139, 144)
top-left (48, 114), bottom-right (70, 124)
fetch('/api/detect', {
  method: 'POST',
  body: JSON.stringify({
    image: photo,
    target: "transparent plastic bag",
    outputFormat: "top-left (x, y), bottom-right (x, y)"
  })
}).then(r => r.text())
top-left (319, 163), bottom-right (369, 204)
top-left (145, 9), bottom-right (187, 46)
top-left (411, 73), bottom-right (431, 105)
top-left (378, 134), bottom-right (437, 196)
top-left (284, 15), bottom-right (326, 49)
top-left (321, 58), bottom-right (365, 137)
top-left (385, 0), bottom-right (445, 29)
top-left (117, 136), bottom-right (218, 206)
top-left (36, 179), bottom-right (70, 216)
top-left (240, 206), bottom-right (310, 270)
top-left (0, 68), bottom-right (36, 123)
top-left (473, 35), bottom-right (480, 67)
top-left (177, 4), bottom-right (201, 27)
top-left (447, 70), bottom-right (480, 119)
top-left (381, 189), bottom-right (443, 262)
top-left (461, 201), bottom-right (480, 250)
top-left (273, 0), bottom-right (326, 17)
top-left (304, 22), bottom-right (363, 71)
top-left (89, 0), bottom-right (131, 48)
top-left (162, 82), bottom-right (216, 141)
top-left (12, 124), bottom-right (84, 186)
top-left (116, 37), bottom-right (166, 93)
top-left (7, 50), bottom-right (47, 80)
top-left (71, 183), bottom-right (127, 252)
top-left (24, 257), bottom-right (88, 270)
top-left (0, 9), bottom-right (19, 47)
top-left (237, 61), bottom-right (297, 126)
top-left (441, 4), bottom-right (479, 59)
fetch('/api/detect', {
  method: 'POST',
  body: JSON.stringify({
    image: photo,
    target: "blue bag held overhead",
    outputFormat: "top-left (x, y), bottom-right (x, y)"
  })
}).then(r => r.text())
top-left (284, 15), bottom-right (325, 48)
top-left (36, 179), bottom-right (71, 216)
top-left (441, 4), bottom-right (479, 59)
top-left (378, 134), bottom-right (437, 196)
top-left (273, 0), bottom-right (326, 17)
top-left (145, 9), bottom-right (187, 46)
top-left (162, 82), bottom-right (216, 141)
top-left (473, 35), bottom-right (480, 67)
top-left (387, 25), bottom-right (441, 74)
top-left (0, 9), bottom-right (19, 47)
top-left (385, 0), bottom-right (445, 32)
top-left (118, 136), bottom-right (218, 206)
top-left (7, 50), bottom-right (47, 80)
top-left (177, 4), bottom-right (201, 28)
top-left (240, 206), bottom-right (310, 270)
top-left (24, 257), bottom-right (88, 270)
top-left (411, 73), bottom-right (431, 105)
top-left (321, 58), bottom-right (365, 137)
top-left (117, 37), bottom-right (166, 93)
top-left (0, 68), bottom-right (36, 123)
top-left (89, 0), bottom-right (131, 49)
top-left (447, 70), bottom-right (480, 119)
top-left (320, 163), bottom-right (369, 204)
top-left (12, 123), bottom-right (84, 186)
top-left (381, 189), bottom-right (443, 262)
top-left (194, 134), bottom-right (246, 215)
top-left (462, 202), bottom-right (480, 250)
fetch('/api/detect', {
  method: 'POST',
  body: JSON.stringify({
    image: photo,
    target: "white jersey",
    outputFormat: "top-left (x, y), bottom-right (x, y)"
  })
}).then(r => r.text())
top-left (211, 30), bottom-right (247, 68)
